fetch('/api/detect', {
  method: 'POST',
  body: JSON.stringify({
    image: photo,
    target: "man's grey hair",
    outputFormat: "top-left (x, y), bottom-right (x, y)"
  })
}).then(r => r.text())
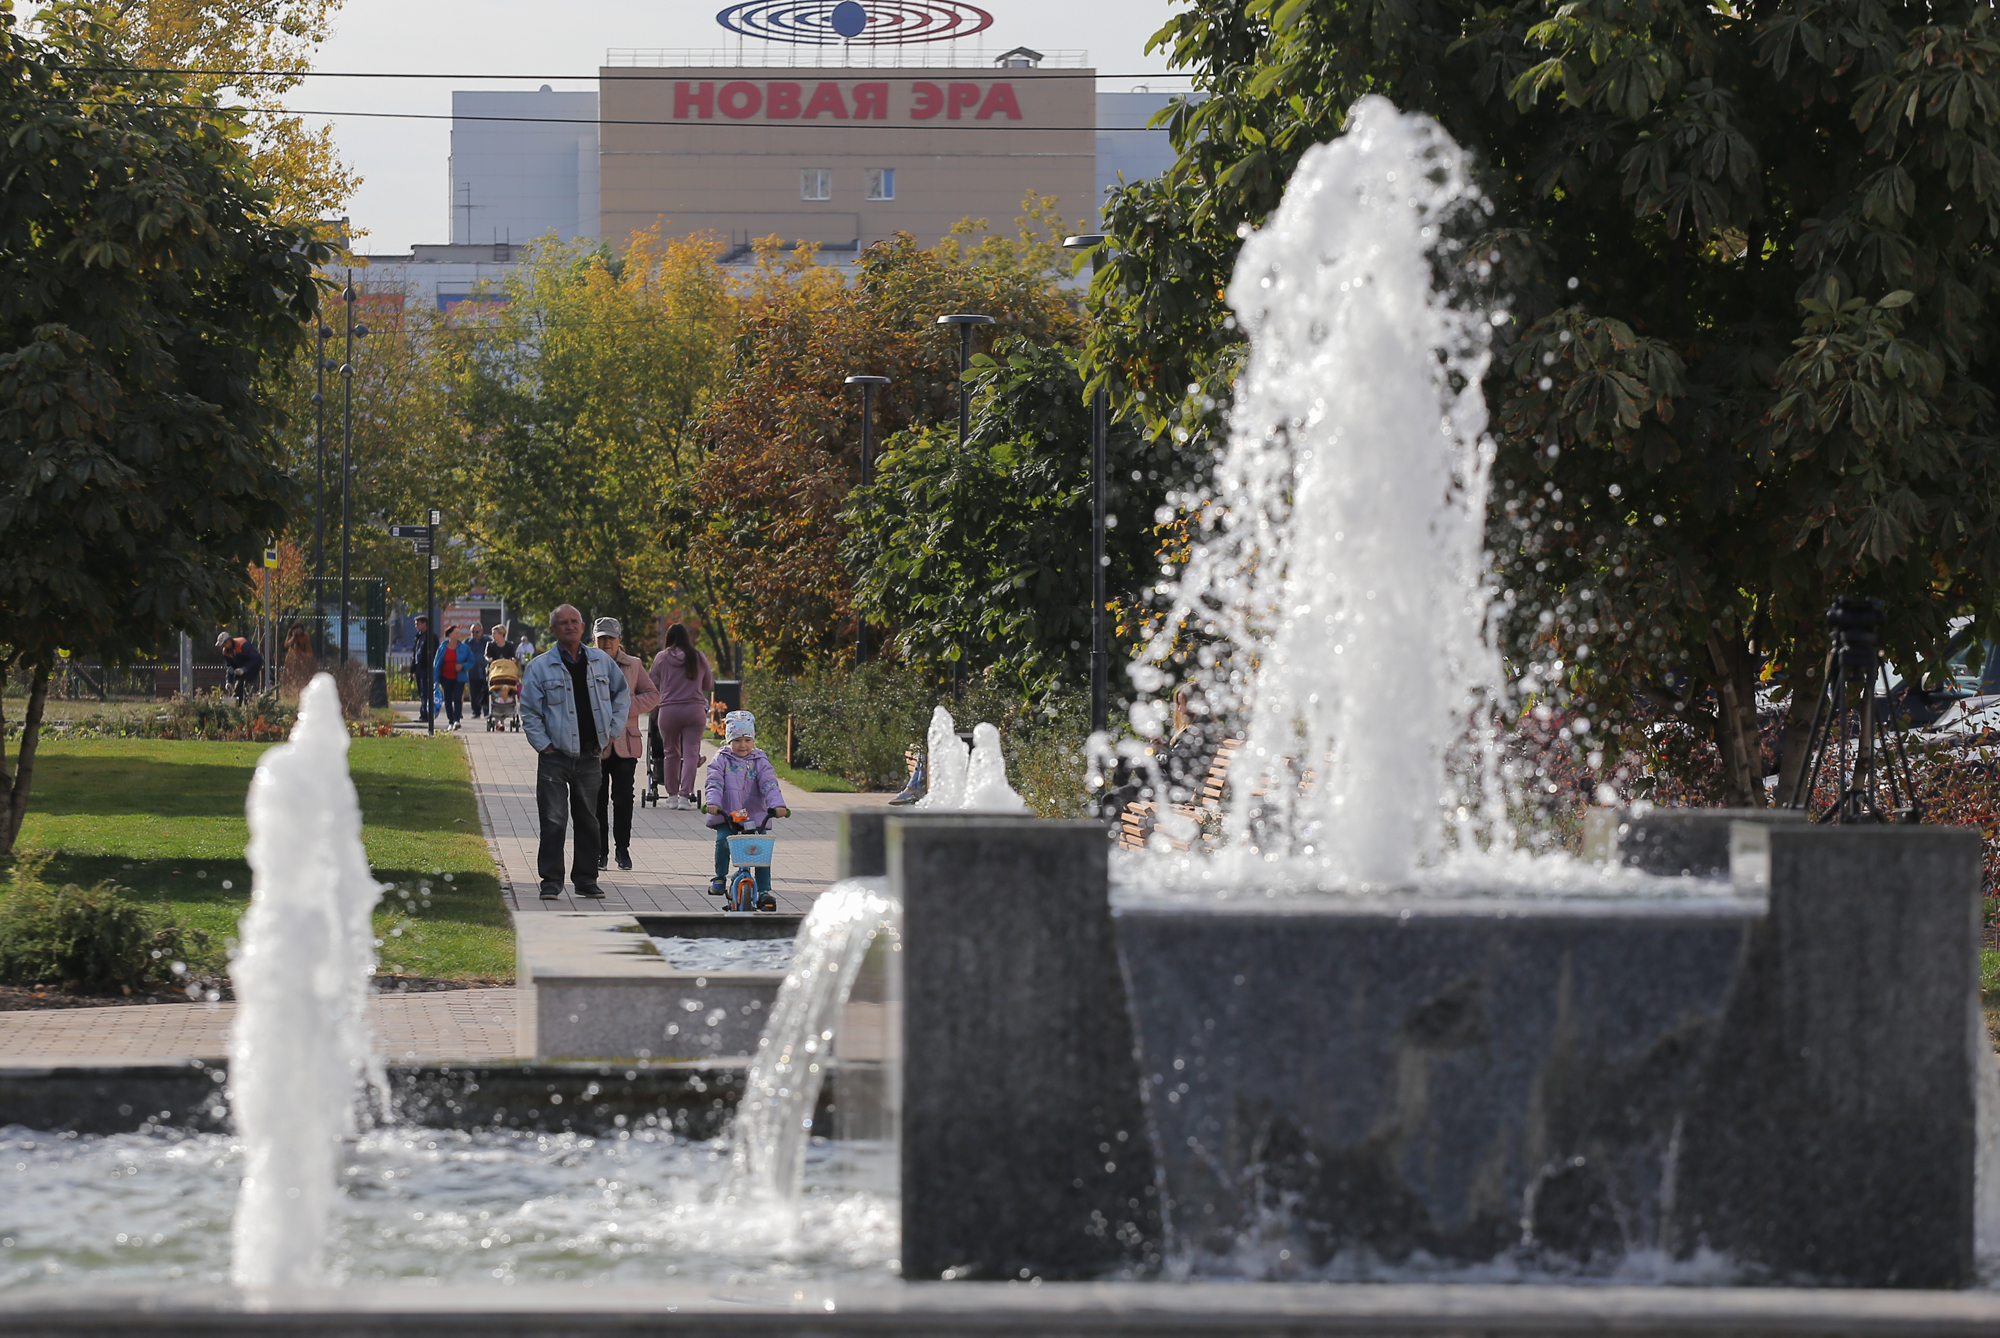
top-left (551, 604), bottom-right (581, 624)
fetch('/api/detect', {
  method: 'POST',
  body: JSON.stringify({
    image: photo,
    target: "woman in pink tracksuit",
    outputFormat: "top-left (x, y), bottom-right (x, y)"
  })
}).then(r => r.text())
top-left (649, 622), bottom-right (714, 809)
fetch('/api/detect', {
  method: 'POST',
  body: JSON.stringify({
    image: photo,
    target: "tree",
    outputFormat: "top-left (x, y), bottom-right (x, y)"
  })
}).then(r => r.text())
top-left (95, 0), bottom-right (359, 225)
top-left (0, 6), bottom-right (326, 855)
top-left (842, 338), bottom-right (1169, 697)
top-left (686, 206), bottom-right (1082, 673)
top-left (440, 227), bottom-right (734, 650)
top-left (1092, 0), bottom-right (2000, 805)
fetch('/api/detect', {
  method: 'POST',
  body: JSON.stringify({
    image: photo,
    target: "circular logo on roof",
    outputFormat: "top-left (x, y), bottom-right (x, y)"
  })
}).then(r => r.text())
top-left (715, 0), bottom-right (995, 45)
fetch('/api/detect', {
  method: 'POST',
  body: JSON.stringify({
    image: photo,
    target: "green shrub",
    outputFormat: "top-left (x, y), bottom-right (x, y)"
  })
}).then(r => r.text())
top-left (0, 851), bottom-right (217, 992)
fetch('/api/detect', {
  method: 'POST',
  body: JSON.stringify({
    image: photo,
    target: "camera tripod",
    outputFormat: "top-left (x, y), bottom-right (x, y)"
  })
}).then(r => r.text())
top-left (1781, 596), bottom-right (1920, 823)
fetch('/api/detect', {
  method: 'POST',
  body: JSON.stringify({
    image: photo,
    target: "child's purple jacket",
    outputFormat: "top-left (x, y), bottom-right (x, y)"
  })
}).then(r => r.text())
top-left (705, 747), bottom-right (784, 827)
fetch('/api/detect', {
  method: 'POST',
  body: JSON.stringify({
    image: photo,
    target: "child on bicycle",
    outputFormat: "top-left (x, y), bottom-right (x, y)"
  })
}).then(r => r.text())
top-left (704, 711), bottom-right (789, 897)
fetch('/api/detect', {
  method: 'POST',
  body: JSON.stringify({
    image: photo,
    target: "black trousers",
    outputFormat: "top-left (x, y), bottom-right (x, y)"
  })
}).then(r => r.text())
top-left (598, 754), bottom-right (638, 856)
top-left (415, 666), bottom-right (434, 720)
top-left (469, 674), bottom-right (489, 717)
top-left (536, 749), bottom-right (603, 888)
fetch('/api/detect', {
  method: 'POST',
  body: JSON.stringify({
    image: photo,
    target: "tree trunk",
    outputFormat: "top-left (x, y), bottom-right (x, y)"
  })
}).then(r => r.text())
top-left (1775, 645), bottom-right (1825, 808)
top-left (0, 661), bottom-right (52, 860)
top-left (1707, 631), bottom-right (1765, 808)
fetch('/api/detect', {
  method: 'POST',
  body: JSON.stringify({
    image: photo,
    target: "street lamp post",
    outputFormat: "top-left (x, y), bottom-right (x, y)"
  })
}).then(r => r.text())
top-left (844, 374), bottom-right (890, 665)
top-left (312, 318), bottom-right (333, 652)
top-left (935, 314), bottom-right (994, 695)
top-left (337, 271), bottom-right (369, 665)
top-left (1063, 234), bottom-right (1111, 737)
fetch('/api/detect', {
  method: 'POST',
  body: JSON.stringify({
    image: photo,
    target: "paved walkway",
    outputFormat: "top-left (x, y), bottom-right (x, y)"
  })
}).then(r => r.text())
top-left (0, 990), bottom-right (518, 1066)
top-left (461, 723), bottom-right (890, 915)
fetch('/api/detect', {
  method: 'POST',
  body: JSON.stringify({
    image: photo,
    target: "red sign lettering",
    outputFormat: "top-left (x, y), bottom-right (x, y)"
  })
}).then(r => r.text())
top-left (718, 81), bottom-right (762, 118)
top-left (766, 81), bottom-right (802, 118)
top-left (947, 82), bottom-right (981, 119)
top-left (852, 82), bottom-right (888, 119)
top-left (803, 82), bottom-right (848, 119)
top-left (911, 81), bottom-right (944, 120)
top-left (673, 81), bottom-right (714, 118)
top-left (976, 82), bottom-right (1022, 120)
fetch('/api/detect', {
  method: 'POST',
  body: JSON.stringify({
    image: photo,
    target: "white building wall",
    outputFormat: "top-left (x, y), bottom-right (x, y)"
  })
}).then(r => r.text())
top-left (450, 88), bottom-right (600, 245)
top-left (1096, 91), bottom-right (1183, 208)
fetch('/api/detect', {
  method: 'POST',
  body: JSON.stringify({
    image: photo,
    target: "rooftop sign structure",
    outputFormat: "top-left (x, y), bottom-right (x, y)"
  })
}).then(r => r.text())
top-left (714, 0), bottom-right (994, 46)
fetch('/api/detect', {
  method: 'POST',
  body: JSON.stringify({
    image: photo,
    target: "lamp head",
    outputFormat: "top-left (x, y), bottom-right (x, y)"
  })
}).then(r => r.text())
top-left (936, 313), bottom-right (995, 326)
top-left (1062, 234), bottom-right (1109, 250)
top-left (845, 375), bottom-right (890, 387)
top-left (353, 323), bottom-right (369, 338)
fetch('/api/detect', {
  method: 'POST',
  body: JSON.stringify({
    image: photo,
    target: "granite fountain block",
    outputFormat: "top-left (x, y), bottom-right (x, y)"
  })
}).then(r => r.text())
top-left (1582, 806), bottom-right (1808, 877)
top-left (1113, 896), bottom-right (1760, 1269)
top-left (890, 815), bottom-right (1159, 1280)
top-left (1670, 822), bottom-right (1983, 1286)
top-left (1111, 821), bottom-right (1985, 1286)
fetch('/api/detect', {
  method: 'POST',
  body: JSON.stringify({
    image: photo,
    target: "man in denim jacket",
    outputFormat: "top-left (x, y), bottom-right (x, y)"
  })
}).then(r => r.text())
top-left (520, 604), bottom-right (631, 898)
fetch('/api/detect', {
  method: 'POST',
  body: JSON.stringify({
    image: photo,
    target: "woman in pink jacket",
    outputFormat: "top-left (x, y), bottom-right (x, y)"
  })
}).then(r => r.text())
top-left (593, 618), bottom-right (660, 871)
top-left (649, 622), bottom-right (714, 810)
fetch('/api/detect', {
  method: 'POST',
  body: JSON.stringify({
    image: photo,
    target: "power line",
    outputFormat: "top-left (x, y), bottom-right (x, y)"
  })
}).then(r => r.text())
top-left (35, 98), bottom-right (1180, 131)
top-left (75, 65), bottom-right (1199, 83)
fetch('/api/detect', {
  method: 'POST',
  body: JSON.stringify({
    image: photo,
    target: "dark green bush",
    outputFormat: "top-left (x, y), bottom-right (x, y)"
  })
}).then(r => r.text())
top-left (0, 851), bottom-right (216, 992)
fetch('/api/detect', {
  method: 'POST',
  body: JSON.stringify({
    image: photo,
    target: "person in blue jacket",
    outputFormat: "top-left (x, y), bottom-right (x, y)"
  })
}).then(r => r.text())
top-left (519, 604), bottom-right (631, 899)
top-left (432, 624), bottom-right (472, 730)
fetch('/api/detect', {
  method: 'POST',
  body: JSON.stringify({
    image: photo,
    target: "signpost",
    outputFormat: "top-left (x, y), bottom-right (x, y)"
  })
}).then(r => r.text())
top-left (262, 544), bottom-right (278, 691)
top-left (393, 510), bottom-right (441, 734)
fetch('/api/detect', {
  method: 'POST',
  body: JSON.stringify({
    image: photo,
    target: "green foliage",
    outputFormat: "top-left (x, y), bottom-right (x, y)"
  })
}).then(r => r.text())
top-left (842, 339), bottom-right (1171, 698)
top-left (744, 664), bottom-right (1089, 815)
top-left (1094, 0), bottom-right (2000, 803)
top-left (686, 214), bottom-right (1086, 672)
top-left (0, 850), bottom-right (218, 992)
top-left (0, 5), bottom-right (326, 852)
top-left (440, 228), bottom-right (734, 655)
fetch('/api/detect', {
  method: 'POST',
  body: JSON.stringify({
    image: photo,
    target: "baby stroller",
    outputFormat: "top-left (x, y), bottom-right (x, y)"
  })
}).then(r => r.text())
top-left (641, 714), bottom-right (701, 808)
top-left (485, 657), bottom-right (522, 732)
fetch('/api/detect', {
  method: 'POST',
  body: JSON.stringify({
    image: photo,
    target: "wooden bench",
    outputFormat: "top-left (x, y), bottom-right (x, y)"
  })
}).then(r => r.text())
top-left (1117, 738), bottom-right (1242, 851)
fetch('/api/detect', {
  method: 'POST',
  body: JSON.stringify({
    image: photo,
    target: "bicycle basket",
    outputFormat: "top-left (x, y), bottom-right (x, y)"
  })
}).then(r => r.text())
top-left (727, 835), bottom-right (774, 867)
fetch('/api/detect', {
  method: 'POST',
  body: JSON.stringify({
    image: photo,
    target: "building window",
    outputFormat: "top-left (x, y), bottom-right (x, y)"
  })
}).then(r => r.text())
top-left (801, 168), bottom-right (831, 201)
top-left (866, 168), bottom-right (895, 201)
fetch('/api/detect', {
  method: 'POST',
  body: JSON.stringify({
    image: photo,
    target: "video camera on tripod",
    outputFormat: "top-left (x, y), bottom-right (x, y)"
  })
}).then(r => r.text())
top-left (1781, 596), bottom-right (1919, 823)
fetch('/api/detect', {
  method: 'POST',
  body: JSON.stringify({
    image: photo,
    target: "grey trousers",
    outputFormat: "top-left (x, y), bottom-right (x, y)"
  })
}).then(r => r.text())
top-left (536, 748), bottom-right (602, 888)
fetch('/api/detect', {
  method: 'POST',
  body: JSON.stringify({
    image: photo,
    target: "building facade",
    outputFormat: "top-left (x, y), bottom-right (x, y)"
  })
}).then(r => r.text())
top-left (449, 88), bottom-right (600, 245)
top-left (597, 63), bottom-right (1095, 254)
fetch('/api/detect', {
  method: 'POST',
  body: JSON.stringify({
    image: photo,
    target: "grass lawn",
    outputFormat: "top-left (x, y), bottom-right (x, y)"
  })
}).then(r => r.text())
top-left (5, 736), bottom-right (510, 980)
top-left (771, 758), bottom-right (859, 794)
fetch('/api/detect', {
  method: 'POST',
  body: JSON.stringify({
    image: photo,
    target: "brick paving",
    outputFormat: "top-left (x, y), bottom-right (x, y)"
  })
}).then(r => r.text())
top-left (460, 721), bottom-right (890, 915)
top-left (0, 989), bottom-right (518, 1066)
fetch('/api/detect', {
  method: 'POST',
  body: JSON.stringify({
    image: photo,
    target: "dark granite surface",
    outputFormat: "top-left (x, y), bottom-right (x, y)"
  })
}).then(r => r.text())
top-left (893, 816), bottom-right (1158, 1280)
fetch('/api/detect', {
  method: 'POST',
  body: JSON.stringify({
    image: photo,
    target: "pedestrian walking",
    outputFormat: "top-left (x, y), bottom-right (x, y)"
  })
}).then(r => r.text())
top-left (592, 618), bottom-right (660, 872)
top-left (518, 604), bottom-right (631, 899)
top-left (433, 625), bottom-right (471, 729)
top-left (649, 622), bottom-right (714, 810)
top-left (465, 623), bottom-right (492, 719)
top-left (411, 614), bottom-right (438, 724)
top-left (488, 624), bottom-right (517, 663)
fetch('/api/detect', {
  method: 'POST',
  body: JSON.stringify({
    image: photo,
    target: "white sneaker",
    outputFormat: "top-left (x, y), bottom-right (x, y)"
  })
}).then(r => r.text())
top-left (671, 795), bottom-right (689, 810)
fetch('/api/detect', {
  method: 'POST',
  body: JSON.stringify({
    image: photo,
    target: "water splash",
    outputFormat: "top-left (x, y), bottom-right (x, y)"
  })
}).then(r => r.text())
top-left (961, 722), bottom-right (1028, 813)
top-left (913, 707), bottom-right (967, 809)
top-left (229, 674), bottom-right (384, 1286)
top-left (731, 880), bottom-right (899, 1203)
top-left (1130, 96), bottom-right (1506, 886)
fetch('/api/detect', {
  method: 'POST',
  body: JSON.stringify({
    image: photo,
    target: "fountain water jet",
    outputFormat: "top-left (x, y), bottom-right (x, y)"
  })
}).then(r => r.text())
top-left (731, 880), bottom-right (899, 1204)
top-left (1131, 95), bottom-right (1507, 884)
top-left (228, 674), bottom-right (384, 1287)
